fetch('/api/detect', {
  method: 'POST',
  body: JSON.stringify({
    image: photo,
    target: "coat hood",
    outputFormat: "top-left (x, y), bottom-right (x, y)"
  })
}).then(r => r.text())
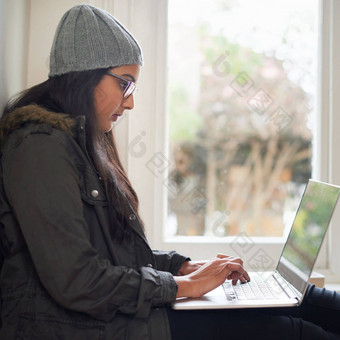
top-left (0, 105), bottom-right (75, 150)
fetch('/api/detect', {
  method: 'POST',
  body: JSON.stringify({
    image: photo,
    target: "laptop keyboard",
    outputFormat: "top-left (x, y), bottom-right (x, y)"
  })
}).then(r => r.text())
top-left (222, 273), bottom-right (289, 301)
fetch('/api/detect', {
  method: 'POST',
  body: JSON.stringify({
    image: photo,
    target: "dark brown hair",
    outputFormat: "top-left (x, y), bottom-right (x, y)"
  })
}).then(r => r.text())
top-left (3, 69), bottom-right (141, 241)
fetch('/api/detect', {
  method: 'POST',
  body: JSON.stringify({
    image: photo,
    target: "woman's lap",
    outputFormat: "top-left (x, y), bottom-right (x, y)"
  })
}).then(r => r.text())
top-left (167, 285), bottom-right (340, 340)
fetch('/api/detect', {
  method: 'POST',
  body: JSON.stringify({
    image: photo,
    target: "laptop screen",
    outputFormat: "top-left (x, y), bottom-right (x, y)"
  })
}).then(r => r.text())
top-left (277, 180), bottom-right (340, 294)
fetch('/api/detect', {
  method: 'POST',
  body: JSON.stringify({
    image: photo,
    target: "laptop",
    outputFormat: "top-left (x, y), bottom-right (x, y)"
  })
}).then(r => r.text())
top-left (172, 179), bottom-right (340, 310)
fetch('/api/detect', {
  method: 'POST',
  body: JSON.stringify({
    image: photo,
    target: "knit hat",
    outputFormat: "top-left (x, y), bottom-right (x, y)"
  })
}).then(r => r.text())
top-left (49, 4), bottom-right (143, 77)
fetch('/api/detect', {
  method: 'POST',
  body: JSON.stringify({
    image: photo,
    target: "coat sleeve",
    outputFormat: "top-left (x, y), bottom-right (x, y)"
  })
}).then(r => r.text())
top-left (152, 250), bottom-right (190, 275)
top-left (2, 132), bottom-right (177, 321)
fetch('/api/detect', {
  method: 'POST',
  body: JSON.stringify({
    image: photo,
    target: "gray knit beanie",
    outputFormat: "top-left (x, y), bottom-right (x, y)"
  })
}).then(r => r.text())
top-left (49, 4), bottom-right (143, 77)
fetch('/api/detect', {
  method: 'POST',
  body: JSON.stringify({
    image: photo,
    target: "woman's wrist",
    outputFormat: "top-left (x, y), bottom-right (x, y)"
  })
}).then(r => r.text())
top-left (174, 279), bottom-right (178, 293)
top-left (178, 261), bottom-right (191, 276)
top-left (173, 276), bottom-right (191, 298)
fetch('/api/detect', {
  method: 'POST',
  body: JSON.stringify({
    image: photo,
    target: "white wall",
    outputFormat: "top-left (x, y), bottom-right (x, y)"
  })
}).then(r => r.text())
top-left (26, 0), bottom-right (88, 87)
top-left (0, 0), bottom-right (6, 112)
top-left (0, 0), bottom-right (30, 111)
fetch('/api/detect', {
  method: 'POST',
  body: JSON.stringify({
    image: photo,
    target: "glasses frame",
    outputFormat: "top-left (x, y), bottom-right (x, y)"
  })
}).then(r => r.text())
top-left (106, 71), bottom-right (137, 99)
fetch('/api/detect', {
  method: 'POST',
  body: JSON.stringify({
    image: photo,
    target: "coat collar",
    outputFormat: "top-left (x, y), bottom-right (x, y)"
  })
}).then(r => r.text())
top-left (0, 104), bottom-right (75, 136)
top-left (0, 105), bottom-right (88, 152)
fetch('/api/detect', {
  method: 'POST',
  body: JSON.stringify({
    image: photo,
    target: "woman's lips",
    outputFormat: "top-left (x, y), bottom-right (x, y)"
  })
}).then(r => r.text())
top-left (112, 114), bottom-right (121, 121)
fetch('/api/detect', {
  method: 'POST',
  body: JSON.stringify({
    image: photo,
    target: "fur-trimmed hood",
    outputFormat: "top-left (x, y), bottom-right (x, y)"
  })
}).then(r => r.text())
top-left (0, 105), bottom-right (76, 150)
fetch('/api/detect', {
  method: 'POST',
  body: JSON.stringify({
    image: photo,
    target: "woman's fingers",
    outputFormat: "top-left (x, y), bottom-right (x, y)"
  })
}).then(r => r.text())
top-left (222, 261), bottom-right (250, 283)
top-left (177, 256), bottom-right (250, 298)
top-left (239, 273), bottom-right (249, 283)
top-left (227, 270), bottom-right (249, 285)
top-left (216, 253), bottom-right (244, 266)
top-left (200, 257), bottom-right (249, 284)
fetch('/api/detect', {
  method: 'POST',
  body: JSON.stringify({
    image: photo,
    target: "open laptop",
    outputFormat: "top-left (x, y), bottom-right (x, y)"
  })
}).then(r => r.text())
top-left (172, 179), bottom-right (340, 310)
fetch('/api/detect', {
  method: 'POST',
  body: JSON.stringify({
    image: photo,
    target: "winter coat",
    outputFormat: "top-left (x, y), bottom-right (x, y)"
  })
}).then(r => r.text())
top-left (0, 105), bottom-right (188, 340)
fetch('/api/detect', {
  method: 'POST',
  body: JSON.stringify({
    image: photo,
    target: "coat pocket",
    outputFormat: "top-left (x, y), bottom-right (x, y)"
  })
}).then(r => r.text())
top-left (77, 166), bottom-right (107, 206)
top-left (15, 313), bottom-right (105, 340)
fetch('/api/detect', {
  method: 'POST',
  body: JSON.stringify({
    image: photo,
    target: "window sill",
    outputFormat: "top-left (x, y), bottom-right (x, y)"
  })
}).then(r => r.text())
top-left (325, 283), bottom-right (340, 292)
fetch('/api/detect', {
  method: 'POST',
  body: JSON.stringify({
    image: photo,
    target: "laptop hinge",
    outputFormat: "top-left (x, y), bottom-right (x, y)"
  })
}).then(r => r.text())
top-left (273, 272), bottom-right (300, 300)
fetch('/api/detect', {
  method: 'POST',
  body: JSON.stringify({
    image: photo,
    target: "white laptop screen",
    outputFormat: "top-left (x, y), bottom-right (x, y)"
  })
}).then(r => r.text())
top-left (276, 180), bottom-right (340, 294)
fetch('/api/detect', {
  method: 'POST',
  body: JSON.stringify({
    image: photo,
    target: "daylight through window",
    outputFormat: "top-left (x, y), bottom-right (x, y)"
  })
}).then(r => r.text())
top-left (167, 0), bottom-right (318, 239)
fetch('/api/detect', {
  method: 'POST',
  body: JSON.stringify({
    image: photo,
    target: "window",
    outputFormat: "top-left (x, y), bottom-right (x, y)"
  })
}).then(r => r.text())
top-left (167, 0), bottom-right (316, 245)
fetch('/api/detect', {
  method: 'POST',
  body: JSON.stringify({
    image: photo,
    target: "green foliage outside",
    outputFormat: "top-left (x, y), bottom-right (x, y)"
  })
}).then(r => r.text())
top-left (169, 85), bottom-right (203, 141)
top-left (168, 1), bottom-right (314, 236)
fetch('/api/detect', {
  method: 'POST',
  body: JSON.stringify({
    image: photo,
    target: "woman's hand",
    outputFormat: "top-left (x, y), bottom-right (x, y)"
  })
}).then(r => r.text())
top-left (177, 260), bottom-right (208, 276)
top-left (174, 254), bottom-right (250, 298)
top-left (178, 253), bottom-right (235, 276)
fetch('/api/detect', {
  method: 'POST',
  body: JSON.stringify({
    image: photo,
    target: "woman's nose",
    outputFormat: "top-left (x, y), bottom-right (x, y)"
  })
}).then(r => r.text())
top-left (123, 94), bottom-right (135, 110)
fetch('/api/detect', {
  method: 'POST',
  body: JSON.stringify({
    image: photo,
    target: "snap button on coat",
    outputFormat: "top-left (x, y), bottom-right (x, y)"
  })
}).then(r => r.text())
top-left (129, 214), bottom-right (136, 221)
top-left (91, 190), bottom-right (99, 198)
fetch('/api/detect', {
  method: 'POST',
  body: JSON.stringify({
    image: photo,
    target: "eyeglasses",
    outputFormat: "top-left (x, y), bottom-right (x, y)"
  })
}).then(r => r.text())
top-left (106, 71), bottom-right (137, 99)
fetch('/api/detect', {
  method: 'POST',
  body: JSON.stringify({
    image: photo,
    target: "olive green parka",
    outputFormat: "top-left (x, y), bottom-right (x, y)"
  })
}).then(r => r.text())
top-left (0, 105), bottom-right (188, 339)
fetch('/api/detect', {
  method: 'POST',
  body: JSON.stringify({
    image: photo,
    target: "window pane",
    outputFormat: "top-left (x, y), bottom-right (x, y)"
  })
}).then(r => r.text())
top-left (167, 0), bottom-right (317, 238)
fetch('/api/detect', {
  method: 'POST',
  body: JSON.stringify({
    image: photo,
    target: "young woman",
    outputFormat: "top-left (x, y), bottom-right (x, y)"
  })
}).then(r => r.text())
top-left (0, 4), bottom-right (339, 340)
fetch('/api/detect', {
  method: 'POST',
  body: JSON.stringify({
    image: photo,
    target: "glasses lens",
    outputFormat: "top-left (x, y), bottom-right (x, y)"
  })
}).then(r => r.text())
top-left (107, 72), bottom-right (137, 99)
top-left (123, 82), bottom-right (136, 98)
top-left (119, 82), bottom-right (129, 92)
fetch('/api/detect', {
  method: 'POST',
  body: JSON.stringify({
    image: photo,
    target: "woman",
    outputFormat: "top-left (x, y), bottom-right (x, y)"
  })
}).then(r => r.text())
top-left (0, 4), bottom-right (339, 340)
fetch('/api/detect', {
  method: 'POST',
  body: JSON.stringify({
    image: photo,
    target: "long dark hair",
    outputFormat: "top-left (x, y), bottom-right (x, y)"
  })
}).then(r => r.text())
top-left (3, 69), bottom-right (141, 241)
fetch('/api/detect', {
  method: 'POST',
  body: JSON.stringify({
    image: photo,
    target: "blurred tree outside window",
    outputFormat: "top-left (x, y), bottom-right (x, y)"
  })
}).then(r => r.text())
top-left (167, 0), bottom-right (317, 238)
